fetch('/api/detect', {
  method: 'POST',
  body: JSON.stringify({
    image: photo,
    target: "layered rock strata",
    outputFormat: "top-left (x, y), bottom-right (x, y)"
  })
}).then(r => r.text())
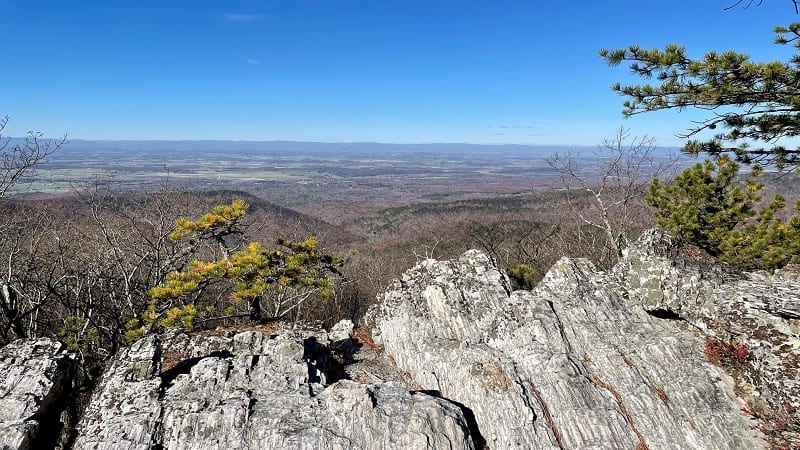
top-left (614, 229), bottom-right (800, 447)
top-left (3, 229), bottom-right (798, 449)
top-left (71, 327), bottom-right (474, 450)
top-left (367, 248), bottom-right (767, 449)
top-left (0, 338), bottom-right (77, 450)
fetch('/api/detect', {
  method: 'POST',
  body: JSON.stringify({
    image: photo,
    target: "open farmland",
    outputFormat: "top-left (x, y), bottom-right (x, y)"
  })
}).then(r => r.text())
top-left (17, 140), bottom-right (683, 225)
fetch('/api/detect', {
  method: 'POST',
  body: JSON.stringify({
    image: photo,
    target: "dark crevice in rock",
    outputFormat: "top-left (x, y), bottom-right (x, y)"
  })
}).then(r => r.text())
top-left (151, 338), bottom-right (169, 450)
top-left (505, 362), bottom-right (539, 425)
top-left (60, 391), bottom-right (81, 450)
top-left (413, 389), bottom-right (441, 397)
top-left (495, 264), bottom-right (512, 298)
top-left (246, 390), bottom-right (257, 417)
top-left (27, 359), bottom-right (76, 450)
top-left (158, 350), bottom-right (233, 389)
top-left (775, 308), bottom-right (800, 319)
top-left (151, 335), bottom-right (163, 378)
top-left (303, 336), bottom-right (349, 386)
top-left (546, 300), bottom-right (574, 354)
top-left (646, 309), bottom-right (685, 321)
top-left (412, 389), bottom-right (486, 449)
top-left (365, 388), bottom-right (378, 408)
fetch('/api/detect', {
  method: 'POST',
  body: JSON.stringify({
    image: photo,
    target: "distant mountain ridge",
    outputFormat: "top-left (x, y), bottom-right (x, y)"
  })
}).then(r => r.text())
top-left (48, 139), bottom-right (681, 157)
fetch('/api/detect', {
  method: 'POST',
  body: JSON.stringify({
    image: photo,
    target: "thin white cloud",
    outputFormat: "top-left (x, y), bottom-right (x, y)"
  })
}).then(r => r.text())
top-left (487, 123), bottom-right (540, 129)
top-left (223, 13), bottom-right (270, 22)
top-left (245, 58), bottom-right (261, 65)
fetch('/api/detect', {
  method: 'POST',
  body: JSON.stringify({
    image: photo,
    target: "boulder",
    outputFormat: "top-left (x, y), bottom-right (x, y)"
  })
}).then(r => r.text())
top-left (72, 326), bottom-right (475, 450)
top-left (0, 338), bottom-right (77, 450)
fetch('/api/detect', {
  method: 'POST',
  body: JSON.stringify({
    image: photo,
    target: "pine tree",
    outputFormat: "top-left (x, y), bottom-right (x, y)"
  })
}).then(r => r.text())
top-left (129, 200), bottom-right (342, 337)
top-left (646, 158), bottom-right (800, 270)
top-left (601, 24), bottom-right (800, 169)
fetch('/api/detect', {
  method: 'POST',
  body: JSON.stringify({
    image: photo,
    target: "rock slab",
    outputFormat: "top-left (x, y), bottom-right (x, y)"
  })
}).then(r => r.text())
top-left (368, 248), bottom-right (767, 449)
top-left (72, 328), bottom-right (475, 450)
top-left (0, 338), bottom-right (76, 450)
top-left (615, 229), bottom-right (800, 447)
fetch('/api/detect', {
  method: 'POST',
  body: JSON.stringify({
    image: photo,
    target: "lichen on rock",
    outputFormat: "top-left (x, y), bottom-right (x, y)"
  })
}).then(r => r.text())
top-left (71, 326), bottom-right (475, 450)
top-left (3, 229), bottom-right (798, 449)
top-left (368, 238), bottom-right (770, 449)
top-left (0, 338), bottom-right (77, 450)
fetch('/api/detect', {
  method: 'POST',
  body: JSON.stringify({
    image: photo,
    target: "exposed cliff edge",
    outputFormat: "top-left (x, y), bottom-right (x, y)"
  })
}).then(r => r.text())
top-left (0, 338), bottom-right (77, 450)
top-left (71, 327), bottom-right (474, 450)
top-left (368, 244), bottom-right (766, 449)
top-left (1, 229), bottom-right (798, 449)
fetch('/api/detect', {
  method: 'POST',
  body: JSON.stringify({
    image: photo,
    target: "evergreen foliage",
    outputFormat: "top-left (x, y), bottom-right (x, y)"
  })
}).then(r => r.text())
top-left (136, 200), bottom-right (343, 334)
top-left (506, 263), bottom-right (536, 289)
top-left (646, 157), bottom-right (800, 270)
top-left (600, 24), bottom-right (800, 169)
top-left (169, 198), bottom-right (249, 241)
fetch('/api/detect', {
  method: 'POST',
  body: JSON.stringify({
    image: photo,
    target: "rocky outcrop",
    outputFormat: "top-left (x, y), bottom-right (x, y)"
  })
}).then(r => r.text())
top-left (614, 229), bottom-right (800, 447)
top-left (3, 229), bottom-right (798, 449)
top-left (367, 247), bottom-right (768, 449)
top-left (0, 338), bottom-right (77, 450)
top-left (72, 326), bottom-right (475, 450)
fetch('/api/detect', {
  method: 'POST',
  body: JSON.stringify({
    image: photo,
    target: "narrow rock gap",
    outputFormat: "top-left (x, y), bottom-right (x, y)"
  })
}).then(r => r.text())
top-left (411, 390), bottom-right (487, 450)
top-left (151, 337), bottom-right (167, 450)
top-left (151, 335), bottom-right (163, 378)
top-left (646, 309), bottom-right (685, 321)
top-left (245, 389), bottom-right (257, 424)
top-left (27, 359), bottom-right (76, 450)
top-left (546, 300), bottom-right (573, 354)
top-left (506, 363), bottom-right (540, 426)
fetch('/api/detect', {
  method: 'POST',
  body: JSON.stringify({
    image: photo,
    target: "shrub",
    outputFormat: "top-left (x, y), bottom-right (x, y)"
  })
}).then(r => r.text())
top-left (140, 200), bottom-right (343, 332)
top-left (506, 263), bottom-right (536, 290)
top-left (646, 157), bottom-right (800, 270)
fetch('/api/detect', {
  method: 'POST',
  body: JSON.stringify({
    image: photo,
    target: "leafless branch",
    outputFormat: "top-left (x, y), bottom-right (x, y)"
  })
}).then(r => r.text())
top-left (0, 116), bottom-right (66, 200)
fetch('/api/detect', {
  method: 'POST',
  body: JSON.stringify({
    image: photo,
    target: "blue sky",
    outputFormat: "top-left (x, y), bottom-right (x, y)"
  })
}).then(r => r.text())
top-left (1, 1), bottom-right (795, 145)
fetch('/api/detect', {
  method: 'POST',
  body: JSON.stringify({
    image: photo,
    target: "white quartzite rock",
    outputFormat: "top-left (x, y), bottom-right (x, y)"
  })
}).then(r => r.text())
top-left (368, 249), bottom-right (767, 449)
top-left (7, 229), bottom-right (795, 449)
top-left (0, 338), bottom-right (76, 450)
top-left (72, 328), bottom-right (475, 450)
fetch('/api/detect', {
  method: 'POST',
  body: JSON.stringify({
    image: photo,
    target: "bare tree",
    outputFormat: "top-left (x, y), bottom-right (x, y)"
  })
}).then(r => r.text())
top-left (0, 116), bottom-right (65, 200)
top-left (725, 0), bottom-right (799, 14)
top-left (547, 127), bottom-right (679, 268)
top-left (0, 117), bottom-right (65, 341)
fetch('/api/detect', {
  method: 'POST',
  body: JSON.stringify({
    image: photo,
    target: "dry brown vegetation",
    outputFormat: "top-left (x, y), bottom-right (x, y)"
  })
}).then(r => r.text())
top-left (4, 133), bottom-right (799, 430)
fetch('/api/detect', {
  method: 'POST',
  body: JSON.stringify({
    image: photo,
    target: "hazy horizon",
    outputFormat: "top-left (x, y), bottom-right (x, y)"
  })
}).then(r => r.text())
top-left (3, 1), bottom-right (791, 146)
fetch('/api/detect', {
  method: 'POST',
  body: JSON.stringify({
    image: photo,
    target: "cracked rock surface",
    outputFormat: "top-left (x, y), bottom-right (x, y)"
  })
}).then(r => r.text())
top-left (367, 248), bottom-right (767, 449)
top-left (72, 327), bottom-right (475, 450)
top-left (0, 338), bottom-right (77, 450)
top-left (614, 229), bottom-right (800, 447)
top-left (5, 229), bottom-right (798, 449)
